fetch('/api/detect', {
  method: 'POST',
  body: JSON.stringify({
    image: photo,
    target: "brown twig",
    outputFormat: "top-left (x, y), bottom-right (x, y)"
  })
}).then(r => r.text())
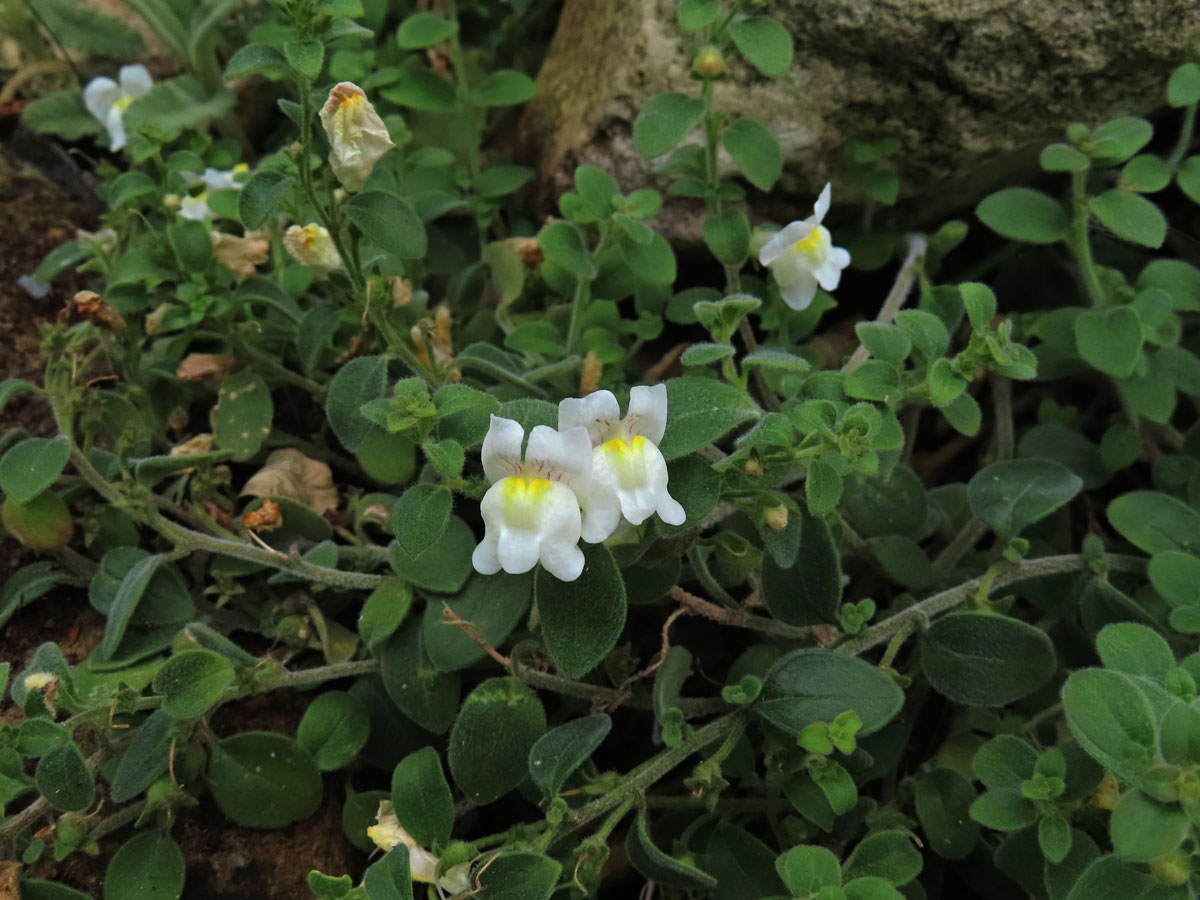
top-left (597, 607), bottom-right (689, 714)
top-left (669, 586), bottom-right (812, 640)
top-left (441, 603), bottom-right (511, 667)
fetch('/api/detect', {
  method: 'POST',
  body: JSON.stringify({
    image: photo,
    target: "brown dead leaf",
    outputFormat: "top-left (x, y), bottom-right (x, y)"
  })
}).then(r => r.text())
top-left (177, 353), bottom-right (237, 382)
top-left (242, 448), bottom-right (339, 516)
top-left (242, 498), bottom-right (283, 531)
top-left (71, 290), bottom-right (126, 331)
top-left (170, 433), bottom-right (214, 456)
top-left (211, 230), bottom-right (270, 281)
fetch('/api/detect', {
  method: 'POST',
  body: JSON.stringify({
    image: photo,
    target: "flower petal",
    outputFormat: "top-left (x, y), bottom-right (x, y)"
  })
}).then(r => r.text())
top-left (104, 104), bottom-right (127, 151)
top-left (480, 415), bottom-right (524, 484)
top-left (526, 424), bottom-right (592, 485)
top-left (539, 533), bottom-right (585, 582)
top-left (625, 384), bottom-right (668, 444)
top-left (558, 390), bottom-right (620, 444)
top-left (83, 77), bottom-right (119, 123)
top-left (813, 182), bottom-right (832, 222)
top-left (814, 258), bottom-right (846, 291)
top-left (118, 64), bottom-right (153, 98)
top-left (497, 528), bottom-right (541, 574)
top-left (179, 193), bottom-right (211, 221)
top-left (777, 267), bottom-right (820, 310)
top-left (577, 479), bottom-right (620, 543)
top-left (759, 220), bottom-right (810, 266)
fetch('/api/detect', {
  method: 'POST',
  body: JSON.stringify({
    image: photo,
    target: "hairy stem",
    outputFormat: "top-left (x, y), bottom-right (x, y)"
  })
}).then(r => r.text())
top-left (842, 234), bottom-right (928, 373)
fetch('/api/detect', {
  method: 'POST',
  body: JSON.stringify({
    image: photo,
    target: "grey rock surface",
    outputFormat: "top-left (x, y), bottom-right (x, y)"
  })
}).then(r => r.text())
top-left (518, 0), bottom-right (1200, 235)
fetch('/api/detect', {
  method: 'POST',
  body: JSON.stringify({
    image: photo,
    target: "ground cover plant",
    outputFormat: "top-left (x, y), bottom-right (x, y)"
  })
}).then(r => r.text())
top-left (5, 0), bottom-right (1200, 898)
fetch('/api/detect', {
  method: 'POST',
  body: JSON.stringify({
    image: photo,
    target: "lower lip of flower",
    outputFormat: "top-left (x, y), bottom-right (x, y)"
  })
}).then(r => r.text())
top-left (599, 435), bottom-right (650, 488)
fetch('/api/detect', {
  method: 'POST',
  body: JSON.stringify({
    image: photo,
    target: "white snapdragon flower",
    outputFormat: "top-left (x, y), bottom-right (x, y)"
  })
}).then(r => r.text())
top-left (367, 801), bottom-right (471, 894)
top-left (559, 385), bottom-right (685, 529)
top-left (319, 82), bottom-right (395, 192)
top-left (758, 183), bottom-right (851, 311)
top-left (283, 223), bottom-right (343, 276)
top-left (179, 164), bottom-right (250, 222)
top-left (83, 64), bottom-right (152, 152)
top-left (472, 416), bottom-right (619, 582)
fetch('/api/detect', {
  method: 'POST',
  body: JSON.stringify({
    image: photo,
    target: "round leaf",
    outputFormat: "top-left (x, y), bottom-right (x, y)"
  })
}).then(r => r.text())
top-left (528, 713), bottom-right (611, 798)
top-left (390, 745), bottom-right (453, 846)
top-left (976, 188), bottom-right (1069, 244)
top-left (207, 731), bottom-right (322, 828)
top-left (297, 689), bottom-right (370, 771)
top-left (346, 192), bottom-right (427, 259)
top-left (36, 742), bottom-right (94, 811)
top-left (1089, 190), bottom-right (1166, 248)
top-left (152, 650), bottom-right (233, 719)
top-left (967, 459), bottom-right (1082, 536)
top-left (1108, 490), bottom-right (1200, 555)
top-left (535, 544), bottom-right (626, 677)
top-left (0, 435), bottom-right (71, 503)
top-left (239, 171), bottom-right (291, 230)
top-left (633, 92), bottom-right (705, 160)
top-left (920, 612), bottom-right (1057, 706)
top-left (729, 16), bottom-right (793, 78)
top-left (448, 677), bottom-right (545, 805)
top-left (758, 649), bottom-right (904, 736)
top-left (103, 831), bottom-right (185, 900)
top-left (723, 118), bottom-right (782, 191)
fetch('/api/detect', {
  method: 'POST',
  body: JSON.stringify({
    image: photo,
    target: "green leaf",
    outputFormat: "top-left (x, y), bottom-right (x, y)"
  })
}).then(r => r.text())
top-left (1017, 425), bottom-right (1107, 490)
top-left (535, 544), bottom-right (626, 677)
top-left (152, 650), bottom-right (233, 718)
top-left (758, 649), bottom-right (904, 736)
top-left (390, 746), bottom-right (454, 846)
top-left (475, 165), bottom-right (534, 199)
top-left (124, 77), bottom-right (234, 144)
top-left (392, 484), bottom-right (451, 557)
top-left (729, 16), bottom-right (793, 77)
top-left (109, 171), bottom-right (155, 208)
top-left (705, 824), bottom-right (787, 900)
top-left (449, 677), bottom-right (545, 805)
top-left (658, 377), bottom-right (758, 459)
top-left (472, 853), bottom-right (560, 900)
top-left (379, 619), bottom-right (460, 734)
top-left (914, 768), bottom-right (979, 859)
top-left (381, 63), bottom-right (456, 111)
top-left (1039, 812), bottom-right (1071, 864)
top-left (103, 831), bottom-right (185, 900)
top-left (841, 465), bottom-right (927, 538)
top-left (395, 11), bottom-right (457, 48)
top-left (211, 371), bottom-right (273, 461)
top-left (422, 572), bottom-right (530, 672)
top-left (976, 188), bottom-right (1069, 244)
top-left (207, 731), bottom-right (322, 828)
top-left (327, 355), bottom-right (388, 453)
top-left (1168, 62), bottom-right (1200, 106)
top-left (239, 172), bottom-right (291, 230)
top-left (843, 830), bottom-right (922, 886)
top-left (1108, 490), bottom-right (1200, 555)
top-left (3, 491), bottom-right (74, 551)
top-left (388, 515), bottom-right (474, 593)
top-left (627, 808), bottom-right (717, 889)
top-left (26, 0), bottom-right (144, 56)
top-left (0, 435), bottom-right (70, 504)
top-left (1110, 790), bottom-right (1189, 862)
top-left (284, 39), bottom-right (324, 80)
top-left (358, 578), bottom-right (411, 648)
top-left (1040, 144), bottom-right (1090, 173)
top-left (22, 881), bottom-right (96, 900)
top-left (1096, 623), bottom-right (1174, 679)
top-left (762, 506), bottom-right (841, 625)
top-left (36, 742), bottom-right (93, 811)
top-left (1072, 306), bottom-right (1142, 376)
top-left (1063, 855), bottom-right (1159, 900)
top-left (633, 92), bottom-right (705, 159)
top-left (1062, 669), bottom-right (1157, 785)
top-left (856, 323), bottom-right (912, 365)
top-left (297, 690), bottom-right (370, 771)
top-left (538, 221), bottom-right (595, 278)
top-left (804, 459), bottom-right (843, 516)
top-left (1177, 156), bottom-right (1200, 205)
top-left (99, 555), bottom-right (166, 660)
top-left (960, 282), bottom-right (997, 332)
top-left (702, 208), bottom-right (751, 266)
top-left (723, 118), bottom-right (783, 191)
top-left (677, 0), bottom-right (719, 30)
top-left (1119, 155), bottom-right (1170, 193)
top-left (742, 349), bottom-right (810, 372)
top-left (110, 709), bottom-right (173, 803)
top-left (1149, 551), bottom-right (1200, 608)
top-left (969, 789), bottom-right (1038, 830)
top-left (347, 192), bottom-right (427, 258)
top-left (920, 613), bottom-right (1057, 706)
top-left (528, 713), bottom-right (611, 798)
top-left (1089, 190), bottom-right (1166, 248)
top-left (363, 846), bottom-right (414, 900)
top-left (22, 91), bottom-right (103, 141)
top-left (0, 562), bottom-right (75, 631)
top-left (1087, 117), bottom-right (1153, 165)
top-left (1045, 830), bottom-right (1101, 900)
top-left (224, 43), bottom-right (288, 79)
top-left (619, 231), bottom-right (676, 285)
top-left (967, 458), bottom-right (1082, 536)
top-left (681, 343), bottom-right (736, 367)
top-left (470, 70), bottom-right (536, 107)
top-left (775, 845), bottom-right (840, 896)
top-left (167, 220), bottom-right (212, 272)
top-left (942, 393), bottom-right (982, 436)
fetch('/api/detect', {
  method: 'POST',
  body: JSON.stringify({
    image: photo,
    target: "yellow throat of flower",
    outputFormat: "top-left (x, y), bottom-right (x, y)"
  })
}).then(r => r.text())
top-left (500, 476), bottom-right (554, 528)
top-left (112, 95), bottom-right (134, 112)
top-left (792, 229), bottom-right (823, 252)
top-left (599, 435), bottom-right (649, 489)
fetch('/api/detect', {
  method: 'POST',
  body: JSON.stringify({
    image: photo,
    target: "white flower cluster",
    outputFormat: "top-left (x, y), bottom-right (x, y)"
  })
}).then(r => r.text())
top-left (473, 385), bottom-right (684, 582)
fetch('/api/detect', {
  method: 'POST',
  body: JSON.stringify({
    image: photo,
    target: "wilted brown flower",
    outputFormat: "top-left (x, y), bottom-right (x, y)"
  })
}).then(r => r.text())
top-left (177, 353), bottom-right (237, 382)
top-left (211, 230), bottom-right (270, 281)
top-left (241, 498), bottom-right (283, 531)
top-left (392, 276), bottom-right (413, 307)
top-left (511, 236), bottom-right (544, 267)
top-left (242, 448), bottom-right (339, 516)
top-left (72, 291), bottom-right (126, 331)
top-left (170, 434), bottom-right (214, 456)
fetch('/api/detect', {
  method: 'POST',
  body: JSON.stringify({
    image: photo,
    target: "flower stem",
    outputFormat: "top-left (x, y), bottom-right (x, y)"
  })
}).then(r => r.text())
top-left (1069, 170), bottom-right (1106, 306)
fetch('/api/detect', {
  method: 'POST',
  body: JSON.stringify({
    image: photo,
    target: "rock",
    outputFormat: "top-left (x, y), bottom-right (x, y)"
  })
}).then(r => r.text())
top-left (518, 0), bottom-right (1200, 236)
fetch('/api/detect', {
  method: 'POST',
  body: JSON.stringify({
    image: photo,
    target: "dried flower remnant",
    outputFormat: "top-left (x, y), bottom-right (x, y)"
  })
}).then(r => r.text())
top-left (211, 230), bottom-right (270, 280)
top-left (176, 354), bottom-right (238, 382)
top-left (319, 82), bottom-right (395, 192)
top-left (71, 291), bottom-right (127, 331)
top-left (241, 498), bottom-right (283, 532)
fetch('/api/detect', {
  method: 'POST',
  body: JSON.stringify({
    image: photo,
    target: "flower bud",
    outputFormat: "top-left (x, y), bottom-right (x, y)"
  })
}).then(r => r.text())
top-left (764, 503), bottom-right (788, 532)
top-left (693, 46), bottom-right (725, 77)
top-left (163, 193), bottom-right (181, 210)
top-left (319, 82), bottom-right (395, 192)
top-left (288, 141), bottom-right (304, 159)
top-left (23, 672), bottom-right (56, 692)
top-left (744, 454), bottom-right (764, 477)
top-left (283, 223), bottom-right (343, 276)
